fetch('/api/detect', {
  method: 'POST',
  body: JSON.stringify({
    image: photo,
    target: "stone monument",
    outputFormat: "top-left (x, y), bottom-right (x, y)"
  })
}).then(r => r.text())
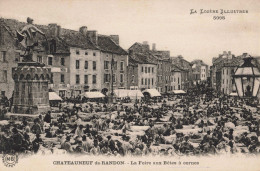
top-left (11, 17), bottom-right (51, 115)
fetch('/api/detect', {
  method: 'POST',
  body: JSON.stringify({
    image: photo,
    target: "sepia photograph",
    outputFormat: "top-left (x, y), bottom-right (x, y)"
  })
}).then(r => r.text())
top-left (0, 0), bottom-right (259, 170)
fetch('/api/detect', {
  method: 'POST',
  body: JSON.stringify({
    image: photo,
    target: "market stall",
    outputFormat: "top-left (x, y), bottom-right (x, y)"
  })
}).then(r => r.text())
top-left (49, 92), bottom-right (63, 107)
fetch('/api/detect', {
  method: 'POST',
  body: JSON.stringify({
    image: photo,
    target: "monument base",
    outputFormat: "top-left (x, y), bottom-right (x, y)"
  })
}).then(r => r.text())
top-left (12, 61), bottom-right (51, 115)
top-left (6, 112), bottom-right (40, 122)
top-left (11, 104), bottom-right (50, 115)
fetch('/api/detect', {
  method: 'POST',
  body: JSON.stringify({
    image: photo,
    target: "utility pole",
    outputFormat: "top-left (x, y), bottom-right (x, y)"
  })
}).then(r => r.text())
top-left (110, 53), bottom-right (114, 103)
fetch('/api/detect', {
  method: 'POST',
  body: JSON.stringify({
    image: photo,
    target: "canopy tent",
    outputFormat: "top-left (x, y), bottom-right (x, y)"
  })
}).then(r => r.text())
top-left (114, 89), bottom-right (144, 99)
top-left (49, 92), bottom-right (62, 101)
top-left (142, 89), bottom-right (161, 97)
top-left (81, 92), bottom-right (105, 98)
top-left (173, 90), bottom-right (186, 94)
top-left (229, 92), bottom-right (238, 96)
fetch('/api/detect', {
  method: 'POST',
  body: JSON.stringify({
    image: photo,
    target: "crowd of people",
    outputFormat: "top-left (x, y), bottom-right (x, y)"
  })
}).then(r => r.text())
top-left (0, 85), bottom-right (260, 157)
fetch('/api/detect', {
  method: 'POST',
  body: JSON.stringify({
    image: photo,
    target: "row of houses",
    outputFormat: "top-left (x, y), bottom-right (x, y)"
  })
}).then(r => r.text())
top-left (0, 18), bottom-right (209, 99)
top-left (210, 51), bottom-right (260, 96)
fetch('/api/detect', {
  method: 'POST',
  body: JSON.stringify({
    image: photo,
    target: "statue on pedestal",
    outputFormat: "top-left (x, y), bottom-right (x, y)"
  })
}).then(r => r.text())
top-left (10, 17), bottom-right (51, 115)
top-left (16, 17), bottom-right (47, 62)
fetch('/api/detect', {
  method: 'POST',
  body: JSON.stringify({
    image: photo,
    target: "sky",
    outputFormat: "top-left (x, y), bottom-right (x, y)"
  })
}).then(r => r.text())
top-left (0, 0), bottom-right (260, 65)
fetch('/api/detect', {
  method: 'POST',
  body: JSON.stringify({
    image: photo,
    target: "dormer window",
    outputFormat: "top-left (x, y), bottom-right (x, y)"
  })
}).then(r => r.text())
top-left (76, 50), bottom-right (80, 55)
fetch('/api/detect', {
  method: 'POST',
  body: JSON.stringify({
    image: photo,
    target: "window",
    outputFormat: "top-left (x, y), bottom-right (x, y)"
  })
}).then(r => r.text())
top-left (223, 79), bottom-right (224, 84)
top-left (145, 67), bottom-right (147, 73)
top-left (50, 73), bottom-right (54, 83)
top-left (61, 57), bottom-right (65, 66)
top-left (1, 51), bottom-right (6, 62)
top-left (85, 61), bottom-right (88, 69)
top-left (76, 60), bottom-right (80, 69)
top-left (131, 75), bottom-right (135, 83)
top-left (84, 75), bottom-right (88, 84)
top-left (36, 55), bottom-right (42, 63)
top-left (148, 79), bottom-right (150, 85)
top-left (120, 61), bottom-right (124, 71)
top-left (76, 50), bottom-right (80, 55)
top-left (113, 61), bottom-right (117, 70)
top-left (222, 70), bottom-right (224, 75)
top-left (93, 52), bottom-right (96, 56)
top-left (178, 77), bottom-right (180, 84)
top-left (152, 67), bottom-right (154, 73)
top-left (1, 91), bottom-right (5, 97)
top-left (141, 78), bottom-right (144, 85)
top-left (227, 79), bottom-right (228, 84)
top-left (76, 75), bottom-right (80, 84)
top-left (104, 61), bottom-right (109, 70)
top-left (92, 75), bottom-right (96, 84)
top-left (48, 57), bottom-right (53, 65)
top-left (142, 67), bottom-right (144, 72)
top-left (152, 78), bottom-right (154, 85)
top-left (148, 67), bottom-right (150, 73)
top-left (60, 74), bottom-right (64, 83)
top-left (104, 74), bottom-right (110, 83)
top-left (93, 61), bottom-right (96, 70)
top-left (145, 78), bottom-right (147, 85)
top-left (120, 74), bottom-right (124, 83)
top-left (112, 74), bottom-right (116, 83)
top-left (85, 51), bottom-right (88, 55)
top-left (0, 70), bottom-right (7, 82)
top-left (227, 70), bottom-right (228, 75)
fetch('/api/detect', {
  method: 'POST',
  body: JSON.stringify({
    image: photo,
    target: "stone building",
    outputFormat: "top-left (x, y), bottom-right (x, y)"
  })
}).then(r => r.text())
top-left (171, 65), bottom-right (182, 90)
top-left (170, 55), bottom-right (193, 90)
top-left (127, 50), bottom-right (157, 91)
top-left (191, 59), bottom-right (209, 84)
top-left (97, 35), bottom-right (128, 95)
top-left (210, 51), bottom-right (235, 92)
top-left (128, 42), bottom-right (170, 93)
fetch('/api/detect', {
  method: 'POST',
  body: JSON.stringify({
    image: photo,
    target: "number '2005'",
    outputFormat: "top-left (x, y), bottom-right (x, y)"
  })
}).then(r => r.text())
top-left (213, 16), bottom-right (225, 20)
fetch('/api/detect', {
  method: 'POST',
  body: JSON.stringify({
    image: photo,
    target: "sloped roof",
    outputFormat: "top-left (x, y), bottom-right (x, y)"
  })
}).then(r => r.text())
top-left (97, 35), bottom-right (127, 55)
top-left (59, 28), bottom-right (99, 50)
top-left (129, 52), bottom-right (156, 65)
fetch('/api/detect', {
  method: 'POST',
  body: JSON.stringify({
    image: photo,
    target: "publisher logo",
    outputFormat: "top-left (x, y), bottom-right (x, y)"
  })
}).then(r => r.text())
top-left (2, 154), bottom-right (18, 167)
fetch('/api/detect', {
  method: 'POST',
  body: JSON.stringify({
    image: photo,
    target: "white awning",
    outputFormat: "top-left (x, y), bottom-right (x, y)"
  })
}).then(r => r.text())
top-left (81, 92), bottom-right (105, 98)
top-left (229, 92), bottom-right (238, 96)
top-left (142, 89), bottom-right (161, 97)
top-left (173, 90), bottom-right (186, 94)
top-left (114, 89), bottom-right (144, 99)
top-left (49, 92), bottom-right (62, 101)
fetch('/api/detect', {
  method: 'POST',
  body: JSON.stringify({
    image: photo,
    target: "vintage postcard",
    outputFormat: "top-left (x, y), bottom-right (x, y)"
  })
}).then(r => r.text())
top-left (0, 0), bottom-right (259, 171)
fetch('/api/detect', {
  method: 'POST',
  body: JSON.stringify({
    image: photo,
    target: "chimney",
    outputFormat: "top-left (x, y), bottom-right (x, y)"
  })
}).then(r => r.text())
top-left (143, 41), bottom-right (148, 45)
top-left (87, 30), bottom-right (98, 45)
top-left (48, 23), bottom-right (61, 37)
top-left (57, 25), bottom-right (61, 37)
top-left (142, 41), bottom-right (150, 52)
top-left (152, 43), bottom-right (156, 51)
top-left (223, 51), bottom-right (227, 55)
top-left (110, 35), bottom-right (119, 45)
top-left (79, 26), bottom-right (88, 36)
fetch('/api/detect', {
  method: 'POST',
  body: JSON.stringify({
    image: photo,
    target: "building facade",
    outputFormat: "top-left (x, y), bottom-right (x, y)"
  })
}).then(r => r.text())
top-left (171, 65), bottom-right (182, 90)
top-left (191, 59), bottom-right (209, 84)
